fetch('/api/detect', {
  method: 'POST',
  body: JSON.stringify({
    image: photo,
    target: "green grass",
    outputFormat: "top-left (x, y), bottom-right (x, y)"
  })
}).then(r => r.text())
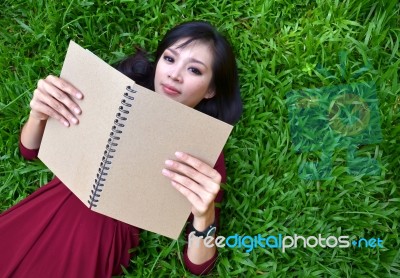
top-left (1, 0), bottom-right (400, 277)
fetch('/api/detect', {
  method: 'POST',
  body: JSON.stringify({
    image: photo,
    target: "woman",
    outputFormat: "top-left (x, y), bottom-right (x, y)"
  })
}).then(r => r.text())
top-left (0, 21), bottom-right (242, 277)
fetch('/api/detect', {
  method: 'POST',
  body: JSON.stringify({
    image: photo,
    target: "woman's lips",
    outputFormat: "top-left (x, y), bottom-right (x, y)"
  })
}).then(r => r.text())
top-left (162, 84), bottom-right (180, 96)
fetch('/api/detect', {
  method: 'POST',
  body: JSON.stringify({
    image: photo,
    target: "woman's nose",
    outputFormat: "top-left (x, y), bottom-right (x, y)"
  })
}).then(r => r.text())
top-left (168, 68), bottom-right (183, 82)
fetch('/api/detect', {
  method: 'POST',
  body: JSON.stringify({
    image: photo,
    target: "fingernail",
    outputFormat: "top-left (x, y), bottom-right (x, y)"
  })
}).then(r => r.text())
top-left (76, 92), bottom-right (83, 99)
top-left (74, 108), bottom-right (81, 114)
top-left (165, 160), bottom-right (173, 166)
top-left (175, 152), bottom-right (184, 158)
top-left (162, 169), bottom-right (170, 176)
top-left (63, 120), bottom-right (69, 127)
top-left (71, 117), bottom-right (78, 124)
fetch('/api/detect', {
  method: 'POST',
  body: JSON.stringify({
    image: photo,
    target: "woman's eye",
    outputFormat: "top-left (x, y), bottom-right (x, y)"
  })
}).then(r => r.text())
top-left (189, 67), bottom-right (202, 75)
top-left (163, 55), bottom-right (174, 63)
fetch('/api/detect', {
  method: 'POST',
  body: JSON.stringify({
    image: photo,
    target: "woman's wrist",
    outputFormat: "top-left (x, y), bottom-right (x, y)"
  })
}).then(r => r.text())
top-left (192, 206), bottom-right (215, 231)
top-left (29, 110), bottom-right (48, 121)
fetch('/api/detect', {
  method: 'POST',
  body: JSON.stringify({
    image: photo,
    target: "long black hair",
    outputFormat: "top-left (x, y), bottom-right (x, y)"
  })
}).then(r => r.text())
top-left (116, 21), bottom-right (242, 125)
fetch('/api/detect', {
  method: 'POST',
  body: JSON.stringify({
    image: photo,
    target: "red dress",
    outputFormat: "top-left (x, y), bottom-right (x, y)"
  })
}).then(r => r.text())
top-left (0, 140), bottom-right (225, 277)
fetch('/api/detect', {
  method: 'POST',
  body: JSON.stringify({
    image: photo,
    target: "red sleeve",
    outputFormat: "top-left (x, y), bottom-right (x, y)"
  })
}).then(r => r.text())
top-left (19, 137), bottom-right (39, 160)
top-left (183, 152), bottom-right (226, 276)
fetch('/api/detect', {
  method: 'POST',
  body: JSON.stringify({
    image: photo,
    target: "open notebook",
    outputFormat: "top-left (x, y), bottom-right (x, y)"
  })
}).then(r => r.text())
top-left (38, 41), bottom-right (232, 239)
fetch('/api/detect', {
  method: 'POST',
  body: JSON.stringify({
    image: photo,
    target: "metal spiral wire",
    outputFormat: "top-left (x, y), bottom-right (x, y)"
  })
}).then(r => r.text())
top-left (88, 86), bottom-right (137, 208)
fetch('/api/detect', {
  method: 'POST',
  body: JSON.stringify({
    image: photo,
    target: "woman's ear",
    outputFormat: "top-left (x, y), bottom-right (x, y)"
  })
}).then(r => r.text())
top-left (204, 89), bottom-right (216, 99)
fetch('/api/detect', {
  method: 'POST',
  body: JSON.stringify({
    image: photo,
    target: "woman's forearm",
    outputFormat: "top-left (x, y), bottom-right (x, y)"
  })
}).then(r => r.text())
top-left (20, 113), bottom-right (47, 150)
top-left (187, 235), bottom-right (217, 264)
top-left (186, 210), bottom-right (217, 264)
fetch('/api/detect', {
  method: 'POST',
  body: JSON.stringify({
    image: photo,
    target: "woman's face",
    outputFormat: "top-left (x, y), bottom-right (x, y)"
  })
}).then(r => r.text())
top-left (154, 39), bottom-right (215, 108)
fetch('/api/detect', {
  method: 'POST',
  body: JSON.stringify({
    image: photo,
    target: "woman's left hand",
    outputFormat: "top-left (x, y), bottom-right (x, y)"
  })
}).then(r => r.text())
top-left (162, 151), bottom-right (221, 225)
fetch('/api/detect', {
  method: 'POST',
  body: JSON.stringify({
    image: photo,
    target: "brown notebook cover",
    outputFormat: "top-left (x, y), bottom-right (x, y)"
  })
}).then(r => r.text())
top-left (38, 41), bottom-right (233, 239)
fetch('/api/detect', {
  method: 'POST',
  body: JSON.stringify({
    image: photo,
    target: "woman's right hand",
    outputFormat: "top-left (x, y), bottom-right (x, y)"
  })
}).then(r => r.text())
top-left (29, 75), bottom-right (83, 127)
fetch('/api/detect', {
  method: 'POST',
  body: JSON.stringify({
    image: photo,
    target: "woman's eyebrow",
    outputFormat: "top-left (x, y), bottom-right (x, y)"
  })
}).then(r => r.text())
top-left (167, 48), bottom-right (208, 68)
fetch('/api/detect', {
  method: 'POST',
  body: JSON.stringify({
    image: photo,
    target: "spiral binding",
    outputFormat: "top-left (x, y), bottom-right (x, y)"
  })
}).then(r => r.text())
top-left (88, 85), bottom-right (137, 208)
